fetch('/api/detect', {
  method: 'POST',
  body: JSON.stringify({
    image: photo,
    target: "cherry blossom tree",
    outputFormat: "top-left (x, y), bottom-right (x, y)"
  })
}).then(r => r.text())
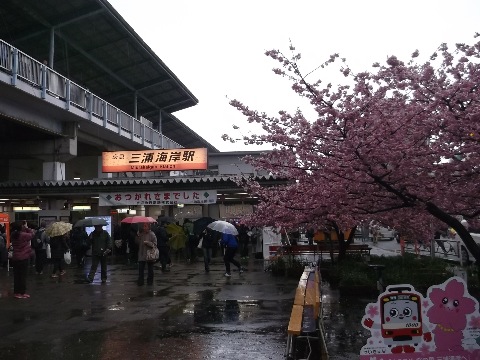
top-left (228, 36), bottom-right (480, 262)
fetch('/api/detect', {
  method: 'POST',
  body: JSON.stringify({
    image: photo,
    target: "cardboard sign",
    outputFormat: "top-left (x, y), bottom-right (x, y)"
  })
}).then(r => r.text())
top-left (360, 277), bottom-right (480, 359)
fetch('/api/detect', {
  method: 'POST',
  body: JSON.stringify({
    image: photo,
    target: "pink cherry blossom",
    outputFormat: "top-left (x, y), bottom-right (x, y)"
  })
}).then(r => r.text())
top-left (227, 36), bottom-right (480, 262)
top-left (367, 304), bottom-right (379, 318)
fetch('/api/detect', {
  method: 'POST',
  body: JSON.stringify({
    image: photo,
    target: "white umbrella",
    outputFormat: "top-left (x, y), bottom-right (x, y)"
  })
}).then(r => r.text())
top-left (207, 220), bottom-right (239, 235)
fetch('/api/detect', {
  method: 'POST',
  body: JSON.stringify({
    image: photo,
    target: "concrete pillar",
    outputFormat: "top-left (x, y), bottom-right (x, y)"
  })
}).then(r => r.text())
top-left (136, 205), bottom-right (145, 216)
top-left (43, 161), bottom-right (65, 181)
top-left (202, 204), bottom-right (209, 217)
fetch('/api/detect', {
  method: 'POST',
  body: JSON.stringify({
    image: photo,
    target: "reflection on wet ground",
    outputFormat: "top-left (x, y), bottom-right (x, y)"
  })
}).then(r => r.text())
top-left (322, 285), bottom-right (372, 359)
top-left (0, 257), bottom-right (298, 360)
top-left (0, 254), bottom-right (381, 360)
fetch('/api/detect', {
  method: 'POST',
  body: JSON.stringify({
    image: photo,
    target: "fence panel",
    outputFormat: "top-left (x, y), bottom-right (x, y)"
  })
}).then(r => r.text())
top-left (106, 103), bottom-right (117, 125)
top-left (17, 52), bottom-right (42, 86)
top-left (70, 82), bottom-right (86, 109)
top-left (0, 40), bottom-right (175, 150)
top-left (119, 111), bottom-right (133, 132)
top-left (0, 41), bottom-right (11, 70)
top-left (48, 70), bottom-right (66, 98)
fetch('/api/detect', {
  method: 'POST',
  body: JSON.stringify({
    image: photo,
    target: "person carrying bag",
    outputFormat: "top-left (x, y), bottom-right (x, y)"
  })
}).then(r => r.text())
top-left (135, 222), bottom-right (158, 286)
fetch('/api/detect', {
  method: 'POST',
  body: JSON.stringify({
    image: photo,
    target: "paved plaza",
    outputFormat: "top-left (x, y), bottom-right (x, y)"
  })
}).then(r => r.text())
top-left (0, 255), bottom-right (300, 360)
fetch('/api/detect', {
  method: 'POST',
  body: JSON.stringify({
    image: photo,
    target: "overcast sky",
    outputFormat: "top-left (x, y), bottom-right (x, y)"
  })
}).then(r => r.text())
top-left (108, 0), bottom-right (480, 152)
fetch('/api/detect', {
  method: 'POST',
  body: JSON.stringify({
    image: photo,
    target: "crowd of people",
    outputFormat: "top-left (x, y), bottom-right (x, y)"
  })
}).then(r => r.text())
top-left (0, 217), bottom-right (260, 299)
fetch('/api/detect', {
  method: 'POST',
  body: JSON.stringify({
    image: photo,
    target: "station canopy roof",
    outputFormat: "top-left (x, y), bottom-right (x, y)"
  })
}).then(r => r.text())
top-left (0, 0), bottom-right (218, 152)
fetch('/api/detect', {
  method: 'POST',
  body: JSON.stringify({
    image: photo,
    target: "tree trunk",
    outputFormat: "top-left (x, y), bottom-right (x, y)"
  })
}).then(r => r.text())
top-left (426, 202), bottom-right (480, 263)
top-left (338, 231), bottom-right (346, 261)
top-left (426, 202), bottom-right (480, 283)
top-left (334, 224), bottom-right (355, 262)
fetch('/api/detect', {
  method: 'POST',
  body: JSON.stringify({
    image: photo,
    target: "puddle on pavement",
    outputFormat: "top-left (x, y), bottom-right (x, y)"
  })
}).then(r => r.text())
top-left (322, 284), bottom-right (374, 359)
top-left (0, 289), bottom-right (291, 360)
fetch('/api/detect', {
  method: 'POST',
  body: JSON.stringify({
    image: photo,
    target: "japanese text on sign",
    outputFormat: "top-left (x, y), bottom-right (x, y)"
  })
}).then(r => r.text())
top-left (99, 190), bottom-right (217, 206)
top-left (102, 148), bottom-right (208, 172)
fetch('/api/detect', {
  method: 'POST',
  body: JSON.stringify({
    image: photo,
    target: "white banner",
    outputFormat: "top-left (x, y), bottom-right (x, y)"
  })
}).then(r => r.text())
top-left (99, 190), bottom-right (217, 206)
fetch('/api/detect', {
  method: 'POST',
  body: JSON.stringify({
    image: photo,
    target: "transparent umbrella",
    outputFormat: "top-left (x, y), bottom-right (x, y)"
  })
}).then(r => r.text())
top-left (207, 220), bottom-right (238, 235)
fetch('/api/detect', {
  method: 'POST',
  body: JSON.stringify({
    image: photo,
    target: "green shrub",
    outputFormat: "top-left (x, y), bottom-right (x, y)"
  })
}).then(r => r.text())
top-left (325, 253), bottom-right (460, 293)
top-left (266, 255), bottom-right (311, 277)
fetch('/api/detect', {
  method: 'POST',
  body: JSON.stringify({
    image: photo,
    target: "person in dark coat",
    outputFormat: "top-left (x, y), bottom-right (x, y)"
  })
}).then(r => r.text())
top-left (10, 221), bottom-right (35, 298)
top-left (0, 228), bottom-right (6, 268)
top-left (198, 227), bottom-right (216, 272)
top-left (50, 233), bottom-right (70, 278)
top-left (306, 228), bottom-right (315, 246)
top-left (238, 224), bottom-right (250, 259)
top-left (70, 226), bottom-right (89, 268)
top-left (152, 222), bottom-right (171, 272)
top-left (127, 224), bottom-right (139, 264)
top-left (220, 232), bottom-right (244, 277)
top-left (33, 221), bottom-right (49, 274)
top-left (183, 219), bottom-right (197, 263)
top-left (86, 225), bottom-right (112, 283)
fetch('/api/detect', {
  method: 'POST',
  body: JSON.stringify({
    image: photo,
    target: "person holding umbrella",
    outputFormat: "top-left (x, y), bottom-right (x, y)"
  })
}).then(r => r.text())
top-left (198, 227), bottom-right (217, 273)
top-left (219, 231), bottom-right (245, 277)
top-left (70, 226), bottom-right (89, 268)
top-left (135, 222), bottom-right (157, 286)
top-left (45, 221), bottom-right (73, 279)
top-left (85, 224), bottom-right (112, 283)
top-left (50, 233), bottom-right (70, 278)
top-left (208, 220), bottom-right (246, 277)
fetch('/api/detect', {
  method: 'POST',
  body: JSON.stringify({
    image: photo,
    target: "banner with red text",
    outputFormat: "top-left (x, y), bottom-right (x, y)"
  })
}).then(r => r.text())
top-left (99, 190), bottom-right (217, 206)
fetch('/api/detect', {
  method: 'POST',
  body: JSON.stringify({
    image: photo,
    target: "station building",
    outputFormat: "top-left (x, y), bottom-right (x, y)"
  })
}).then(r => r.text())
top-left (0, 0), bottom-right (281, 227)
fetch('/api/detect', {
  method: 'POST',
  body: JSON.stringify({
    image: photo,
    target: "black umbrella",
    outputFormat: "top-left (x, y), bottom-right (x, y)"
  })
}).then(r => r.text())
top-left (193, 217), bottom-right (216, 235)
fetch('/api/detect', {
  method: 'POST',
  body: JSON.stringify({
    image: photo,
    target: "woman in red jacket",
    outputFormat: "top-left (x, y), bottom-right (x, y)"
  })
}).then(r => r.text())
top-left (10, 221), bottom-right (35, 299)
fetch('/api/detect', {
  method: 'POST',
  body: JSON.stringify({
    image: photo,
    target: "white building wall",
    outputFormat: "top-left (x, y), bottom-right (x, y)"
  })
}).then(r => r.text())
top-left (208, 152), bottom-right (270, 177)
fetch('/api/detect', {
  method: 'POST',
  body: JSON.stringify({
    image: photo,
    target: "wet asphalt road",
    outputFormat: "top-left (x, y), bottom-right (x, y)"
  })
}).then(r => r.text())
top-left (0, 255), bottom-right (300, 360)
top-left (0, 240), bottom-right (401, 360)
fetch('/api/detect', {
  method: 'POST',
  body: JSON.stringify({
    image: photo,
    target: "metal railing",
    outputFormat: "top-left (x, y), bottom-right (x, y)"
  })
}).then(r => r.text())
top-left (0, 38), bottom-right (182, 150)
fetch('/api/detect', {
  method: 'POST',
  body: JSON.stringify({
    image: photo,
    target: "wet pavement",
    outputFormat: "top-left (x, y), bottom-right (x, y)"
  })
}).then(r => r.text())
top-left (322, 287), bottom-right (373, 359)
top-left (0, 242), bottom-right (401, 360)
top-left (0, 255), bottom-right (300, 360)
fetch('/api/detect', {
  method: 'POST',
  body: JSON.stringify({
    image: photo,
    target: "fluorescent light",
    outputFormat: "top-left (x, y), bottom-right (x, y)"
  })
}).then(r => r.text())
top-left (73, 177), bottom-right (81, 180)
top-left (72, 205), bottom-right (91, 211)
top-left (13, 206), bottom-right (41, 211)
